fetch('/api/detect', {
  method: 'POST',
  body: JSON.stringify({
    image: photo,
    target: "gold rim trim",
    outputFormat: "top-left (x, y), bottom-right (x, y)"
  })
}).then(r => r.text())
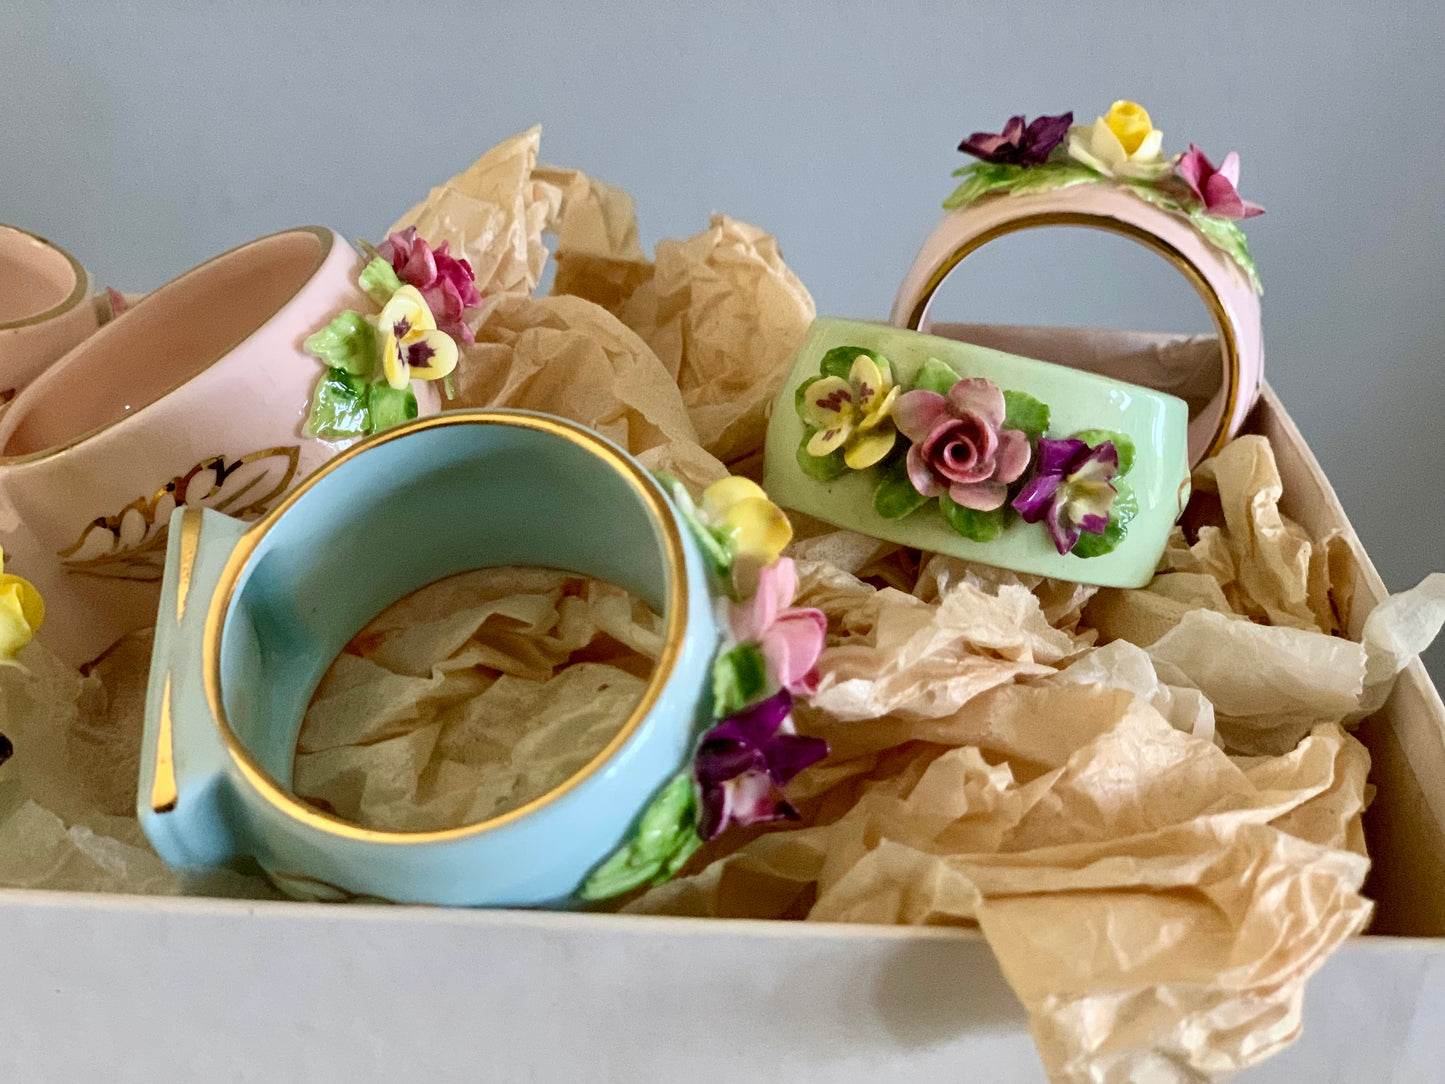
top-left (904, 211), bottom-right (1240, 461)
top-left (201, 410), bottom-right (691, 843)
top-left (0, 224), bottom-right (89, 331)
top-left (175, 507), bottom-right (203, 622)
top-left (0, 227), bottom-right (336, 465)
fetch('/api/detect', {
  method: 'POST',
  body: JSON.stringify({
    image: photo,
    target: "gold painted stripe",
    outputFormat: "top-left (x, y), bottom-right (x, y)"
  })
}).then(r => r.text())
top-left (150, 675), bottom-right (178, 813)
top-left (174, 507), bottom-right (203, 623)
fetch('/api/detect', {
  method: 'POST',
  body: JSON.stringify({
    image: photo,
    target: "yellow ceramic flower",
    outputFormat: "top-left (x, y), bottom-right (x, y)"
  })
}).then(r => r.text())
top-left (0, 546), bottom-right (44, 666)
top-left (1067, 100), bottom-right (1169, 179)
top-left (699, 476), bottom-right (793, 569)
top-left (802, 354), bottom-right (901, 469)
top-left (378, 285), bottom-right (459, 390)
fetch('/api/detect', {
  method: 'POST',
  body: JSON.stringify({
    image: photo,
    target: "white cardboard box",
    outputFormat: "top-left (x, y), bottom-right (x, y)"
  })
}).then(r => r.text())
top-left (2, 383), bottom-right (1442, 1083)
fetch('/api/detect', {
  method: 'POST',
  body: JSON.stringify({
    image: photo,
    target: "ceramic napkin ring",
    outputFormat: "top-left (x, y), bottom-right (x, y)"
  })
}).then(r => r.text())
top-left (763, 317), bottom-right (1189, 588)
top-left (894, 101), bottom-right (1266, 466)
top-left (0, 223), bottom-right (103, 403)
top-left (0, 226), bottom-right (456, 667)
top-left (139, 409), bottom-right (830, 907)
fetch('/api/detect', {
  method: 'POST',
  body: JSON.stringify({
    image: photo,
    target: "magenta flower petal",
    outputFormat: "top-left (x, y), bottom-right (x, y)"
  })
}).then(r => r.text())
top-left (1176, 144), bottom-right (1265, 221)
top-left (1011, 471), bottom-right (1062, 519)
top-left (1069, 442), bottom-right (1119, 483)
top-left (958, 111), bottom-right (1072, 165)
top-left (1076, 512), bottom-right (1110, 535)
top-left (1045, 499), bottom-right (1082, 554)
top-left (1020, 112), bottom-right (1074, 165)
top-left (762, 609), bottom-right (827, 694)
top-left (994, 428), bottom-right (1032, 483)
top-left (949, 479), bottom-right (1008, 511)
top-left (704, 690), bottom-right (794, 751)
top-left (893, 389), bottom-right (948, 442)
top-left (946, 378), bottom-right (1005, 429)
top-left (1036, 437), bottom-right (1089, 475)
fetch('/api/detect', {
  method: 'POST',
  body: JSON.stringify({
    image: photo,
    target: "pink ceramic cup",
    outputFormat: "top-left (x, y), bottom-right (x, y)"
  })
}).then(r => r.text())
top-left (0, 224), bottom-right (103, 403)
top-left (0, 226), bottom-right (437, 666)
top-left (890, 185), bottom-right (1264, 466)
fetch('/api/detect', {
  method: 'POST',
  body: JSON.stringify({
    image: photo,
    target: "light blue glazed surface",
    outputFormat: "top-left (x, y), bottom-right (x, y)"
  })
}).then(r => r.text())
top-left (763, 318), bottom-right (1191, 588)
top-left (138, 411), bottom-right (719, 906)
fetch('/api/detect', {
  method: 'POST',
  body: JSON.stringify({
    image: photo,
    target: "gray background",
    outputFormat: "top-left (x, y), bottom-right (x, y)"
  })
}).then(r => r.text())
top-left (2, 1), bottom-right (1441, 680)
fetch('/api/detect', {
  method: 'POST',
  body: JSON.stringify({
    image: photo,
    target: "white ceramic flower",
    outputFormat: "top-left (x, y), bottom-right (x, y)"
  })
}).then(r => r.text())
top-left (1067, 100), bottom-right (1170, 180)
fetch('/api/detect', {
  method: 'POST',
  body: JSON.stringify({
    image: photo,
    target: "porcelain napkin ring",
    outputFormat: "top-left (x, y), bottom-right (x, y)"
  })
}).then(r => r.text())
top-left (763, 317), bottom-right (1189, 588)
top-left (139, 410), bottom-right (829, 907)
top-left (894, 100), bottom-right (1265, 466)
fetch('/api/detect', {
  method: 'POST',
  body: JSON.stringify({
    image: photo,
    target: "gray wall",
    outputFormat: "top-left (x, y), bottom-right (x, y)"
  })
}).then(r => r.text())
top-left (3, 1), bottom-right (1442, 680)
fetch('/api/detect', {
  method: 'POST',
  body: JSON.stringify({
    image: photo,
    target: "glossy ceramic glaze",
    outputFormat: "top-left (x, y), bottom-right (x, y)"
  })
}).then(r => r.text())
top-left (139, 410), bottom-right (719, 907)
top-left (763, 317), bottom-right (1190, 588)
top-left (0, 224), bottom-right (101, 401)
top-left (0, 226), bottom-right (435, 666)
top-left (890, 185), bottom-right (1263, 465)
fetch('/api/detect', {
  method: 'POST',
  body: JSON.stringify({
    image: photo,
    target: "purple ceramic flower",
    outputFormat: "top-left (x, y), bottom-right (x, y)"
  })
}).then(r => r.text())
top-left (893, 378), bottom-right (1032, 510)
top-left (1011, 438), bottom-right (1119, 554)
top-left (694, 690), bottom-right (829, 840)
top-left (377, 227), bottom-right (483, 344)
top-left (958, 112), bottom-right (1073, 166)
top-left (1177, 145), bottom-right (1264, 220)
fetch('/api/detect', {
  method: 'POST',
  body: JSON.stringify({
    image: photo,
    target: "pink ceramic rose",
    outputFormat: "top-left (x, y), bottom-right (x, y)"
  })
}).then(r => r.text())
top-left (376, 227), bottom-right (482, 344)
top-left (894, 377), bottom-right (1031, 510)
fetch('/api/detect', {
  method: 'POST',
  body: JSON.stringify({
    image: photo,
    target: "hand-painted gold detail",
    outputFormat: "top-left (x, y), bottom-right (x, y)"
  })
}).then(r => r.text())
top-left (150, 675), bottom-right (178, 813)
top-left (904, 210), bottom-right (1241, 462)
top-left (174, 507), bottom-right (204, 622)
top-left (59, 446), bottom-right (300, 582)
top-left (201, 411), bottom-right (691, 844)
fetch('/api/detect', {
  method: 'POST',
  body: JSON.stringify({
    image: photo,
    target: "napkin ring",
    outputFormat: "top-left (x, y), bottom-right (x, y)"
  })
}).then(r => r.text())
top-left (138, 410), bottom-right (828, 906)
top-left (892, 101), bottom-right (1265, 466)
top-left (763, 318), bottom-right (1190, 588)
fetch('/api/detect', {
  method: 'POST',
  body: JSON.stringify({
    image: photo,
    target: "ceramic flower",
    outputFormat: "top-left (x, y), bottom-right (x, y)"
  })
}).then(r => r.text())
top-left (0, 546), bottom-right (44, 666)
top-left (698, 476), bottom-right (793, 571)
top-left (377, 227), bottom-right (482, 344)
top-left (958, 111), bottom-right (1073, 166)
top-left (893, 377), bottom-right (1031, 510)
top-left (1011, 437), bottom-right (1119, 554)
top-left (802, 354), bottom-right (901, 470)
top-left (694, 689), bottom-right (829, 840)
top-left (729, 557), bottom-right (826, 696)
top-left (377, 286), bottom-right (459, 391)
top-left (1177, 144), bottom-right (1264, 220)
top-left (1067, 100), bottom-right (1169, 179)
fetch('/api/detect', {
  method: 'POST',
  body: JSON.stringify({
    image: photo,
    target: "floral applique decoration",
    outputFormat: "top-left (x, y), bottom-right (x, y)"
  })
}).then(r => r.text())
top-left (302, 226), bottom-right (482, 441)
top-left (945, 99), bottom-right (1264, 292)
top-left (580, 476), bottom-right (830, 901)
top-left (0, 545), bottom-right (44, 668)
top-left (794, 349), bottom-right (1139, 555)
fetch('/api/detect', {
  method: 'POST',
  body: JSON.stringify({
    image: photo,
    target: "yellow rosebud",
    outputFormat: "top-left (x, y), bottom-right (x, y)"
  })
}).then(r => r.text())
top-left (1105, 100), bottom-right (1155, 156)
top-left (0, 547), bottom-right (44, 665)
top-left (700, 477), bottom-right (793, 568)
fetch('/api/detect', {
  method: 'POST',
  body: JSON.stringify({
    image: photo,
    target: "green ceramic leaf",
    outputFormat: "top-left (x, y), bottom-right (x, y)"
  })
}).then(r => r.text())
top-left (938, 493), bottom-right (1007, 541)
top-left (796, 429), bottom-right (850, 481)
top-left (819, 345), bottom-right (876, 380)
top-left (579, 773), bottom-right (702, 900)
top-left (358, 256), bottom-right (404, 306)
top-left (713, 643), bottom-right (769, 718)
top-left (1189, 211), bottom-right (1263, 295)
top-left (1002, 390), bottom-right (1050, 439)
top-left (302, 310), bottom-right (377, 378)
top-left (943, 163), bottom-right (1022, 210)
top-left (1070, 428), bottom-right (1136, 475)
top-left (914, 357), bottom-right (960, 396)
top-left (303, 369), bottom-right (372, 440)
top-left (1005, 161), bottom-right (1101, 197)
top-left (873, 459), bottom-right (929, 519)
top-left (1122, 180), bottom-right (1187, 215)
top-left (368, 383), bottom-right (419, 432)
top-left (1071, 483), bottom-right (1138, 559)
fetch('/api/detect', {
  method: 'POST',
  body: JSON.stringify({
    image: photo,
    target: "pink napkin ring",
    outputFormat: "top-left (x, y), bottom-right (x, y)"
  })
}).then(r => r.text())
top-left (0, 224), bottom-right (102, 403)
top-left (892, 101), bottom-right (1265, 466)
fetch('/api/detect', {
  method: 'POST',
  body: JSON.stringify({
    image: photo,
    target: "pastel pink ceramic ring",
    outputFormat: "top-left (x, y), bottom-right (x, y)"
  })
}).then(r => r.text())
top-left (0, 226), bottom-right (436, 666)
top-left (0, 224), bottom-right (102, 403)
top-left (890, 185), bottom-right (1264, 465)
